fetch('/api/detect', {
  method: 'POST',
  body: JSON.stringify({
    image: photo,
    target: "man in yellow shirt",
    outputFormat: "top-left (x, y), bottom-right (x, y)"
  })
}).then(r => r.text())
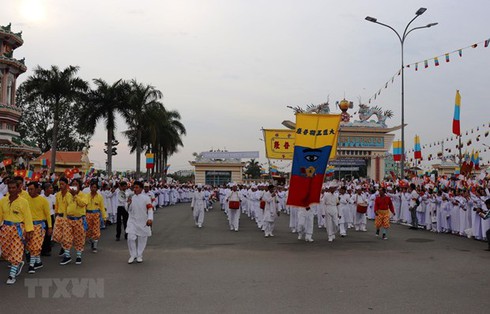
top-left (53, 177), bottom-right (71, 257)
top-left (25, 182), bottom-right (52, 274)
top-left (86, 181), bottom-right (107, 253)
top-left (0, 180), bottom-right (33, 284)
top-left (60, 178), bottom-right (88, 266)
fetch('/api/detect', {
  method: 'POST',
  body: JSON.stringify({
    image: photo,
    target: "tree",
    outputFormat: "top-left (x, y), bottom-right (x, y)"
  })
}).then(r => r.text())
top-left (244, 159), bottom-right (262, 179)
top-left (20, 65), bottom-right (88, 173)
top-left (16, 82), bottom-right (90, 154)
top-left (79, 79), bottom-right (129, 175)
top-left (122, 80), bottom-right (163, 176)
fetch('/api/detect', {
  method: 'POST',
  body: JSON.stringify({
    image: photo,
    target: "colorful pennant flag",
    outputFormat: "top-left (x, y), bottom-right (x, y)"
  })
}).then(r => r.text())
top-left (434, 57), bottom-right (439, 66)
top-left (40, 159), bottom-right (49, 167)
top-left (146, 153), bottom-right (154, 169)
top-left (414, 135), bottom-right (422, 159)
top-left (445, 53), bottom-right (450, 62)
top-left (424, 60), bottom-right (429, 68)
top-left (286, 113), bottom-right (341, 208)
top-left (393, 140), bottom-right (402, 161)
top-left (485, 39), bottom-right (489, 48)
top-left (452, 90), bottom-right (461, 136)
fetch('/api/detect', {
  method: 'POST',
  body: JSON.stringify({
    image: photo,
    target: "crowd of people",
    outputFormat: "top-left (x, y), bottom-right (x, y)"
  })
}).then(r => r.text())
top-left (0, 174), bottom-right (160, 285)
top-left (1, 171), bottom-right (489, 286)
top-left (190, 175), bottom-right (490, 248)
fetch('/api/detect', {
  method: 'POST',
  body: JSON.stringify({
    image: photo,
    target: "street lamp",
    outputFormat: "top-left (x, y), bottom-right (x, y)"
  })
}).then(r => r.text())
top-left (365, 8), bottom-right (438, 179)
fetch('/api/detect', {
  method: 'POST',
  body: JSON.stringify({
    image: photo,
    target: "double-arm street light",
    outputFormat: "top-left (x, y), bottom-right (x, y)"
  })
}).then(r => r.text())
top-left (365, 7), bottom-right (438, 179)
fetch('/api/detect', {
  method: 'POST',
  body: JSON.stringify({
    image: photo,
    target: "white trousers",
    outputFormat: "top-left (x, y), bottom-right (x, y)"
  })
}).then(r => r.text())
top-left (297, 208), bottom-right (314, 239)
top-left (193, 208), bottom-right (205, 226)
top-left (263, 221), bottom-right (275, 236)
top-left (228, 209), bottom-right (240, 230)
top-left (127, 233), bottom-right (148, 258)
top-left (289, 207), bottom-right (298, 230)
top-left (355, 212), bottom-right (367, 231)
top-left (325, 212), bottom-right (339, 239)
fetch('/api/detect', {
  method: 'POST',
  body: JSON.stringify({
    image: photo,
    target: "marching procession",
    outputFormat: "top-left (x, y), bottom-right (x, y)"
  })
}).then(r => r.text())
top-left (1, 171), bottom-right (489, 287)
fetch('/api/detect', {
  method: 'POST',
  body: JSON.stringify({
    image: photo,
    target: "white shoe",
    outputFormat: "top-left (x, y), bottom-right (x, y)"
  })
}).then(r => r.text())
top-left (234, 228), bottom-right (238, 232)
top-left (298, 235), bottom-right (303, 240)
top-left (128, 257), bottom-right (136, 264)
top-left (328, 238), bottom-right (334, 242)
top-left (307, 238), bottom-right (314, 243)
top-left (269, 234), bottom-right (274, 237)
top-left (198, 224), bottom-right (202, 228)
top-left (136, 257), bottom-right (143, 263)
top-left (291, 229), bottom-right (296, 233)
top-left (6, 276), bottom-right (16, 285)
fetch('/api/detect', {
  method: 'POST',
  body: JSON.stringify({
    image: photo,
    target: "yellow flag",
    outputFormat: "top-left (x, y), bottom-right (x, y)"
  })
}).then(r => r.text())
top-left (263, 129), bottom-right (295, 159)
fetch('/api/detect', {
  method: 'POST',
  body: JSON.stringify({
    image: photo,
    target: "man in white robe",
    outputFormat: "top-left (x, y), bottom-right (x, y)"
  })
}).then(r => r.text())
top-left (126, 181), bottom-right (154, 264)
top-left (191, 185), bottom-right (206, 228)
top-left (322, 185), bottom-right (339, 242)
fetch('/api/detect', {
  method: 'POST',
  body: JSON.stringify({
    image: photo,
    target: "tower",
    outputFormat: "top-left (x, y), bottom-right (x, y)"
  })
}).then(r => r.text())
top-left (0, 23), bottom-right (39, 165)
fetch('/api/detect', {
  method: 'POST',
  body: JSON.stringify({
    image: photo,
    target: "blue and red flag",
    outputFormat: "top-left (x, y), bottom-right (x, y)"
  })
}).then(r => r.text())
top-left (286, 113), bottom-right (341, 208)
top-left (453, 90), bottom-right (461, 136)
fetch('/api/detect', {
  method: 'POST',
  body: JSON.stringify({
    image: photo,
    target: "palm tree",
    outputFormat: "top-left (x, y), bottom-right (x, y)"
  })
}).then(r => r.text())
top-left (79, 79), bottom-right (129, 175)
top-left (122, 80), bottom-right (163, 176)
top-left (156, 109), bottom-right (186, 174)
top-left (22, 65), bottom-right (88, 173)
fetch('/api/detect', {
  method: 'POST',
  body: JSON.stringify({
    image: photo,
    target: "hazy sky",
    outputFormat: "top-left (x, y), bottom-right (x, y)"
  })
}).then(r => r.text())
top-left (3, 0), bottom-right (489, 172)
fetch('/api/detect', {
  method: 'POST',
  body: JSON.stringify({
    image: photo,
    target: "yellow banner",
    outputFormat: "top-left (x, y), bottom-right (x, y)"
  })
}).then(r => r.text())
top-left (263, 116), bottom-right (340, 160)
top-left (294, 113), bottom-right (341, 149)
top-left (263, 129), bottom-right (295, 159)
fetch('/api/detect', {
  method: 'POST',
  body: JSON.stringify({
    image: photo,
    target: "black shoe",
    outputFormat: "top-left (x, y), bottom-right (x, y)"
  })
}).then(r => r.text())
top-left (116, 237), bottom-right (120, 241)
top-left (34, 262), bottom-right (43, 270)
top-left (409, 227), bottom-right (417, 230)
top-left (41, 252), bottom-right (51, 257)
top-left (58, 247), bottom-right (65, 257)
top-left (75, 257), bottom-right (82, 265)
top-left (60, 256), bottom-right (72, 265)
top-left (28, 265), bottom-right (36, 274)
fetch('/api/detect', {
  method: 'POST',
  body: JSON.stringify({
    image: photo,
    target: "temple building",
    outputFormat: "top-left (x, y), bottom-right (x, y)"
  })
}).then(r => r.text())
top-left (0, 23), bottom-right (39, 163)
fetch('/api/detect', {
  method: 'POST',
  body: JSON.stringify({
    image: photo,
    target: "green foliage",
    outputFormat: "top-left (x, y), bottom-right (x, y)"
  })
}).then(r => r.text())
top-left (16, 83), bottom-right (90, 152)
top-left (244, 159), bottom-right (262, 179)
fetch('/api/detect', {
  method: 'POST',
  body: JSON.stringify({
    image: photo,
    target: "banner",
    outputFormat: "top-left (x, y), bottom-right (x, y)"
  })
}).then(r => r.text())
top-left (146, 153), bottom-right (154, 169)
top-left (414, 135), bottom-right (422, 159)
top-left (286, 113), bottom-right (341, 208)
top-left (453, 90), bottom-right (461, 136)
top-left (393, 140), bottom-right (402, 161)
top-left (263, 129), bottom-right (338, 160)
top-left (263, 129), bottom-right (295, 159)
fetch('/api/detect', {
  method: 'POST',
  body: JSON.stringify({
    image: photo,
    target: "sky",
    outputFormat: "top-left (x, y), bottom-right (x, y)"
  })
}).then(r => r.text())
top-left (3, 0), bottom-right (490, 173)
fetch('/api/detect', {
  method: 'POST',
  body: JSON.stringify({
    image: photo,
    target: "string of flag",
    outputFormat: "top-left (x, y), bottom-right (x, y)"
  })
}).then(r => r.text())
top-left (366, 36), bottom-right (490, 105)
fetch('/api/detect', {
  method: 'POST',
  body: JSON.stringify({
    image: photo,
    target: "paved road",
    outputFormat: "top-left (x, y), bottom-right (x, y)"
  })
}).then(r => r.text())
top-left (1, 201), bottom-right (489, 313)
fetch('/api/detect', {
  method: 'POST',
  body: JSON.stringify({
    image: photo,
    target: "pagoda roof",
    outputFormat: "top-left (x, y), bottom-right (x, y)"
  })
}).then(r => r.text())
top-left (0, 24), bottom-right (23, 48)
top-left (33, 150), bottom-right (85, 164)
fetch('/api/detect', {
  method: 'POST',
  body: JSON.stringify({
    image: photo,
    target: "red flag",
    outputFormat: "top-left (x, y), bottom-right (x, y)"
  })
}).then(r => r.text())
top-left (3, 159), bottom-right (12, 166)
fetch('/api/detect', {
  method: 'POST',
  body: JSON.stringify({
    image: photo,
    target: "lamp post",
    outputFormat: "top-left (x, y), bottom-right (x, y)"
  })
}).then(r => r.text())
top-left (365, 8), bottom-right (437, 179)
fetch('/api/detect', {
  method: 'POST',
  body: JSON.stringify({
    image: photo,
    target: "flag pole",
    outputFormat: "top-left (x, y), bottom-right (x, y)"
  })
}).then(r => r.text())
top-left (458, 135), bottom-right (462, 168)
